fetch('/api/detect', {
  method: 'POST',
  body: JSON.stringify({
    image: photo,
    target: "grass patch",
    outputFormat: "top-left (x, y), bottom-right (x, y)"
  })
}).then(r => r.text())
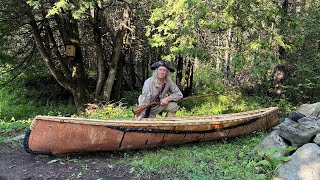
top-left (0, 85), bottom-right (76, 121)
top-left (178, 92), bottom-right (293, 118)
top-left (0, 119), bottom-right (31, 142)
top-left (127, 132), bottom-right (268, 179)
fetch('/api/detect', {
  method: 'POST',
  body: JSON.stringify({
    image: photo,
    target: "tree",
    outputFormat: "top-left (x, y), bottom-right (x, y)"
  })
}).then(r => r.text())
top-left (21, 0), bottom-right (135, 111)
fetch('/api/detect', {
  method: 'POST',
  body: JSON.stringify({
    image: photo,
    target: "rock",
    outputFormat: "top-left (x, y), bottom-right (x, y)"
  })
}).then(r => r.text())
top-left (287, 111), bottom-right (306, 122)
top-left (314, 133), bottom-right (320, 145)
top-left (279, 117), bottom-right (320, 147)
top-left (4, 134), bottom-right (25, 143)
top-left (253, 129), bottom-right (289, 158)
top-left (297, 102), bottom-right (320, 117)
top-left (272, 118), bottom-right (296, 131)
top-left (283, 118), bottom-right (296, 126)
top-left (277, 143), bottom-right (320, 180)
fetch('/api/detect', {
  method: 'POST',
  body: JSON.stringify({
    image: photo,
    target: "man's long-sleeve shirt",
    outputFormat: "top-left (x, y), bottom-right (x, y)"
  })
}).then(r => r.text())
top-left (138, 76), bottom-right (183, 117)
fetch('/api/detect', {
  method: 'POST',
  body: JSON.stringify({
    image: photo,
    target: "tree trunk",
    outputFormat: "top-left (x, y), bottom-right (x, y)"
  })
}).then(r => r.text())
top-left (111, 52), bottom-right (125, 101)
top-left (103, 4), bottom-right (131, 101)
top-left (92, 4), bottom-right (106, 100)
top-left (26, 4), bottom-right (89, 112)
top-left (183, 58), bottom-right (194, 96)
top-left (223, 29), bottom-right (232, 81)
top-left (270, 0), bottom-right (289, 97)
top-left (176, 55), bottom-right (183, 89)
top-left (129, 48), bottom-right (136, 89)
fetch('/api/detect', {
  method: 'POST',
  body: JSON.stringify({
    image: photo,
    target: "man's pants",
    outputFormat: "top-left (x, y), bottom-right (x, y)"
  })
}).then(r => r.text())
top-left (138, 95), bottom-right (179, 118)
top-left (147, 102), bottom-right (179, 118)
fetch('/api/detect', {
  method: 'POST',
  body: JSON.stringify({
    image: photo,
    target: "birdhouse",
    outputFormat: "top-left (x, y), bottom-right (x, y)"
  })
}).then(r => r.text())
top-left (65, 44), bottom-right (76, 57)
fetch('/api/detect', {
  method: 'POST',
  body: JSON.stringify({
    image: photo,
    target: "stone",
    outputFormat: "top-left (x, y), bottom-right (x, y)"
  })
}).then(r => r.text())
top-left (297, 102), bottom-right (320, 117)
top-left (253, 129), bottom-right (289, 158)
top-left (3, 134), bottom-right (25, 143)
top-left (279, 117), bottom-right (320, 147)
top-left (287, 111), bottom-right (306, 122)
top-left (314, 133), bottom-right (320, 146)
top-left (277, 143), bottom-right (320, 180)
top-left (283, 118), bottom-right (296, 126)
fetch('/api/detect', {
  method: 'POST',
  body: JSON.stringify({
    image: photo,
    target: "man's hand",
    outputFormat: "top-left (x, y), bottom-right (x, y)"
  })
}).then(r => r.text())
top-left (160, 97), bottom-right (169, 106)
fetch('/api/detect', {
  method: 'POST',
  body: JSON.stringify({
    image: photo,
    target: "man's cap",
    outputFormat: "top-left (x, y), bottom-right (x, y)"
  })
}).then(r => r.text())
top-left (150, 60), bottom-right (175, 72)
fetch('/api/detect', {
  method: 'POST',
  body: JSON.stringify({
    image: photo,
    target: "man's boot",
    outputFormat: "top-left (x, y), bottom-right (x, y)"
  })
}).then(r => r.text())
top-left (166, 111), bottom-right (177, 117)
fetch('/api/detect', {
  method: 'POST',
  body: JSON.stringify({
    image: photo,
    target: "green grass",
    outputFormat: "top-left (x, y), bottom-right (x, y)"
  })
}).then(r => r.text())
top-left (0, 85), bottom-right (76, 121)
top-left (0, 119), bottom-right (31, 142)
top-left (125, 132), bottom-right (268, 179)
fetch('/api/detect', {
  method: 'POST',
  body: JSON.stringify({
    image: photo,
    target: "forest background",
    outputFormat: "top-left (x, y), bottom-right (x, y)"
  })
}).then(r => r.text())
top-left (1, 0), bottom-right (320, 118)
top-left (0, 0), bottom-right (319, 179)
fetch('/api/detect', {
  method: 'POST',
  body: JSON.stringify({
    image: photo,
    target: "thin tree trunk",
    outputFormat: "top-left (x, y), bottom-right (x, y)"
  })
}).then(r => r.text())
top-left (223, 29), bottom-right (232, 81)
top-left (92, 4), bottom-right (106, 99)
top-left (111, 52), bottom-right (125, 101)
top-left (129, 48), bottom-right (136, 89)
top-left (183, 57), bottom-right (193, 96)
top-left (103, 4), bottom-right (131, 101)
top-left (176, 55), bottom-right (183, 89)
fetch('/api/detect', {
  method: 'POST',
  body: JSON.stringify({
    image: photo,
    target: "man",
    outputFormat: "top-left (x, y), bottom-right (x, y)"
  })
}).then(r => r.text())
top-left (135, 60), bottom-right (183, 120)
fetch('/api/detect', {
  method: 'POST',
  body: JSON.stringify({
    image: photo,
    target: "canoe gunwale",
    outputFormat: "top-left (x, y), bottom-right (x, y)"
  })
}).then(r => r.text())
top-left (30, 107), bottom-right (278, 129)
top-left (106, 117), bottom-right (259, 134)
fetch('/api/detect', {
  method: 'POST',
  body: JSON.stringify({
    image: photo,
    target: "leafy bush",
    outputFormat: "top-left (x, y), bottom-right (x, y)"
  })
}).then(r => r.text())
top-left (193, 63), bottom-right (225, 94)
top-left (284, 53), bottom-right (320, 104)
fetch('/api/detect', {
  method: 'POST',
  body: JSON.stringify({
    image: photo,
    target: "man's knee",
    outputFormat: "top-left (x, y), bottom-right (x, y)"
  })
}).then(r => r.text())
top-left (166, 102), bottom-right (178, 117)
top-left (167, 102), bottom-right (179, 112)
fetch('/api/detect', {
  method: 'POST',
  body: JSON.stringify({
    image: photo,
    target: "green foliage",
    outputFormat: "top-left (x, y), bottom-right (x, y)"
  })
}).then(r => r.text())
top-left (192, 63), bottom-right (225, 94)
top-left (27, 0), bottom-right (97, 19)
top-left (0, 119), bottom-right (31, 133)
top-left (252, 146), bottom-right (297, 178)
top-left (0, 80), bottom-right (76, 121)
top-left (0, 119), bottom-right (31, 142)
top-left (282, 5), bottom-right (320, 104)
top-left (146, 0), bottom-right (211, 60)
top-left (77, 102), bottom-right (134, 119)
top-left (146, 0), bottom-right (284, 85)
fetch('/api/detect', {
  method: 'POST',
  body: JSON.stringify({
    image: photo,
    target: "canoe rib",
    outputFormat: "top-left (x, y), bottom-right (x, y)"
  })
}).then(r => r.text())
top-left (24, 107), bottom-right (279, 155)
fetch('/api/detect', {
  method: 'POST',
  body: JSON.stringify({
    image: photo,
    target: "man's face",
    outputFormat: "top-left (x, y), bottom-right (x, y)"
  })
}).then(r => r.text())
top-left (157, 66), bottom-right (168, 79)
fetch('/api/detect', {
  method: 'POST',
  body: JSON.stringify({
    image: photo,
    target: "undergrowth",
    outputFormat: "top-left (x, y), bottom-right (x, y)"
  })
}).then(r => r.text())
top-left (0, 85), bottom-right (76, 121)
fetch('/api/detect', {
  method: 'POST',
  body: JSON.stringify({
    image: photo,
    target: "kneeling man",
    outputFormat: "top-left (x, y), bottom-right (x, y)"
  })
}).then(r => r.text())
top-left (136, 60), bottom-right (183, 120)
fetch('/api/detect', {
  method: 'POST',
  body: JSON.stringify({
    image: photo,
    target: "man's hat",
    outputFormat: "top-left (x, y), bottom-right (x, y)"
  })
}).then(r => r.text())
top-left (150, 60), bottom-right (175, 72)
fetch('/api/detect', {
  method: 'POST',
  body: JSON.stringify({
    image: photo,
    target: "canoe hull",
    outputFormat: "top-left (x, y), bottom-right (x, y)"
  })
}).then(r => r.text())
top-left (24, 107), bottom-right (279, 155)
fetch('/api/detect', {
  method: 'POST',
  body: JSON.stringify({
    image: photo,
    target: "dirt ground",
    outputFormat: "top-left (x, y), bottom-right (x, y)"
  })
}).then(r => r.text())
top-left (0, 135), bottom-right (159, 180)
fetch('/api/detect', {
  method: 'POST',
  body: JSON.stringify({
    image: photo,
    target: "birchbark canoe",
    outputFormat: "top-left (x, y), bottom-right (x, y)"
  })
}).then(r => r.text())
top-left (24, 107), bottom-right (279, 155)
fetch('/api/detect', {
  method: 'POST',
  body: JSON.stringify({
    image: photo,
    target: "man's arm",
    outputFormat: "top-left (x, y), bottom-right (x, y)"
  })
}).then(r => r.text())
top-left (167, 82), bottom-right (183, 102)
top-left (136, 79), bottom-right (152, 118)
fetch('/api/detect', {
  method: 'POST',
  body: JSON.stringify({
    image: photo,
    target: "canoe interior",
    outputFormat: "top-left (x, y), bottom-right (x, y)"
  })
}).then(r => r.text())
top-left (24, 107), bottom-right (279, 155)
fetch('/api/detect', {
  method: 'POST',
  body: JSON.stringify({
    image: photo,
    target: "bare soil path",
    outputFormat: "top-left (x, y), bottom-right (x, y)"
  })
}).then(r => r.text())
top-left (0, 142), bottom-right (136, 180)
top-left (0, 128), bottom-right (161, 180)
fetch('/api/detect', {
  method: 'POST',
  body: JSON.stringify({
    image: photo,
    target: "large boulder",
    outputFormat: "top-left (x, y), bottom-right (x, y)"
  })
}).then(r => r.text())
top-left (297, 102), bottom-right (320, 117)
top-left (314, 133), bottom-right (320, 146)
top-left (253, 129), bottom-right (289, 158)
top-left (279, 117), bottom-right (320, 147)
top-left (277, 143), bottom-right (320, 180)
